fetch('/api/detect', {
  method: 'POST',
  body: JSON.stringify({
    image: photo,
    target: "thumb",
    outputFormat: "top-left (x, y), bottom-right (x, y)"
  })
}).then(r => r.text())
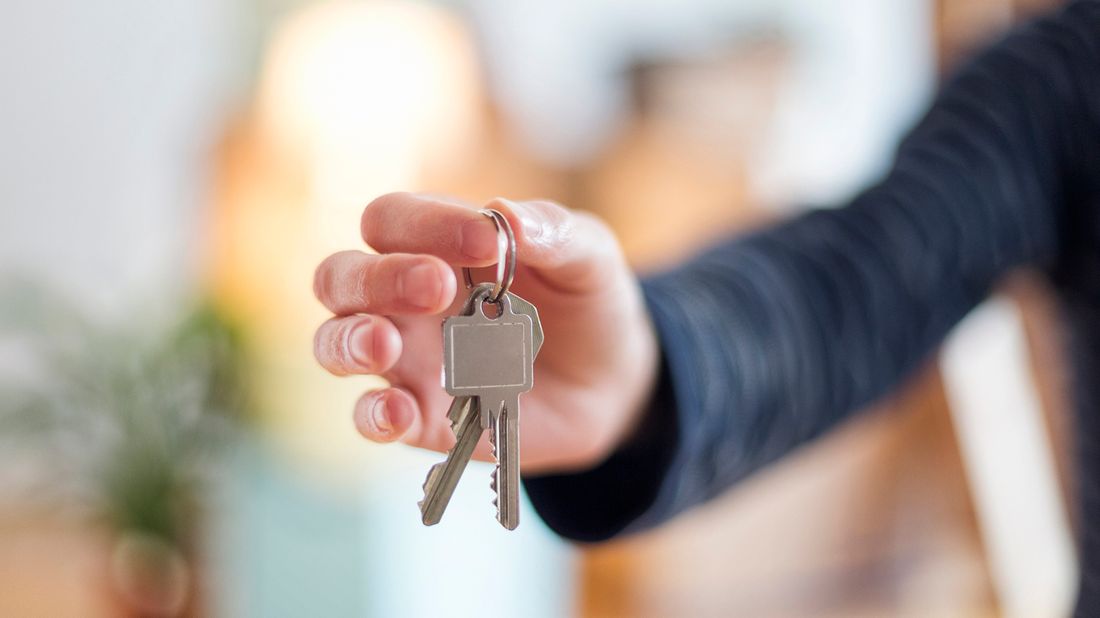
top-left (487, 197), bottom-right (622, 295)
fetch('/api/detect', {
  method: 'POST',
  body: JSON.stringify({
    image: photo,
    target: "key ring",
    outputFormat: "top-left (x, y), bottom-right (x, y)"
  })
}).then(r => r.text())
top-left (462, 208), bottom-right (516, 304)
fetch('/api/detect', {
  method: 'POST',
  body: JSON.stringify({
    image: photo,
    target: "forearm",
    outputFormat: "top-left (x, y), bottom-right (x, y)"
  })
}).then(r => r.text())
top-left (526, 0), bottom-right (1097, 540)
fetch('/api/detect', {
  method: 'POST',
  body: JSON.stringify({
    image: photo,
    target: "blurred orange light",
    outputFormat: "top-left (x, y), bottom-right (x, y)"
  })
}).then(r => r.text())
top-left (211, 0), bottom-right (483, 472)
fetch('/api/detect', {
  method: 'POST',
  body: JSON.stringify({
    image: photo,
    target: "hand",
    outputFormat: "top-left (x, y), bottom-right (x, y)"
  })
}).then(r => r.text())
top-left (312, 193), bottom-right (659, 473)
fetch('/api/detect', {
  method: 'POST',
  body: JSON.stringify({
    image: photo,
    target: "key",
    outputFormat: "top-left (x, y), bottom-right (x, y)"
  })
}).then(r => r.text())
top-left (489, 398), bottom-right (521, 529)
top-left (419, 286), bottom-right (486, 526)
top-left (442, 288), bottom-right (535, 529)
top-left (419, 395), bottom-right (482, 525)
top-left (419, 284), bottom-right (542, 527)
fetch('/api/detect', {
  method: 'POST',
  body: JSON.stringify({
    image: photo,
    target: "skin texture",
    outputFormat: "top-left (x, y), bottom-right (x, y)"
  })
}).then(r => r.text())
top-left (313, 193), bottom-right (659, 473)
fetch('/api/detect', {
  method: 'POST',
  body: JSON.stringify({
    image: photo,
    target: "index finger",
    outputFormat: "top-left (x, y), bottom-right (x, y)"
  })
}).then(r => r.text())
top-left (361, 193), bottom-right (500, 266)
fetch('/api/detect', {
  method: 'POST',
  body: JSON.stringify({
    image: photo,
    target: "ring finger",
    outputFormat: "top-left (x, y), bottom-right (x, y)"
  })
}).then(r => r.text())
top-left (314, 314), bottom-right (403, 376)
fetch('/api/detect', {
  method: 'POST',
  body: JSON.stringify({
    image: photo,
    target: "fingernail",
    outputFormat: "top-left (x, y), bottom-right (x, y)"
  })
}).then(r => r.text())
top-left (460, 217), bottom-right (498, 261)
top-left (370, 395), bottom-right (392, 433)
top-left (347, 318), bottom-right (375, 371)
top-left (399, 263), bottom-right (442, 309)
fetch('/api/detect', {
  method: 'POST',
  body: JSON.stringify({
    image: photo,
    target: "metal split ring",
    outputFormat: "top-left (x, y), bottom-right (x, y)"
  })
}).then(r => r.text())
top-left (462, 208), bottom-right (516, 304)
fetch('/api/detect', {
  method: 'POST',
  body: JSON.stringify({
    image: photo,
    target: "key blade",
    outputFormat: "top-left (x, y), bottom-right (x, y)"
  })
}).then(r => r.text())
top-left (490, 396), bottom-right (521, 530)
top-left (447, 393), bottom-right (475, 426)
top-left (419, 397), bottom-right (483, 526)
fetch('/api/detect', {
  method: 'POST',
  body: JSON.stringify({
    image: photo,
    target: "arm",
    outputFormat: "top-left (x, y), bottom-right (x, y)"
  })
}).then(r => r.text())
top-left (525, 0), bottom-right (1099, 541)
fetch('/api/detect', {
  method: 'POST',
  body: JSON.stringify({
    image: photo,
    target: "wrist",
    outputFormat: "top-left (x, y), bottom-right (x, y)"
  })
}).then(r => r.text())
top-left (581, 274), bottom-right (662, 469)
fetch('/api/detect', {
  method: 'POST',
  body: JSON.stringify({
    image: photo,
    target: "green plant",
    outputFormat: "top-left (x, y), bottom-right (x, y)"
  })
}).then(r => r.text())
top-left (0, 278), bottom-right (246, 546)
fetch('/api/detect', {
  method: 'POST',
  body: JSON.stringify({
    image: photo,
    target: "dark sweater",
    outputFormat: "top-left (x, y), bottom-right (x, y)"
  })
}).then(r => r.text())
top-left (524, 1), bottom-right (1100, 612)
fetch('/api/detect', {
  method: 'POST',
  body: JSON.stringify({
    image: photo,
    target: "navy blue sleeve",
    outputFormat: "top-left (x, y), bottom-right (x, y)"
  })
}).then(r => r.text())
top-left (524, 0), bottom-right (1099, 543)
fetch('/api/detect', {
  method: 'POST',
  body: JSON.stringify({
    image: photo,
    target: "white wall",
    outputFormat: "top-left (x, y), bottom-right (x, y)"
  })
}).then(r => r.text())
top-left (0, 0), bottom-right (245, 316)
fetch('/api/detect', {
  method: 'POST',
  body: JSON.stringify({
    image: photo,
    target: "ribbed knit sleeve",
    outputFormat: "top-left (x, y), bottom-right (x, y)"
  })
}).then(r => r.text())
top-left (525, 4), bottom-right (1100, 609)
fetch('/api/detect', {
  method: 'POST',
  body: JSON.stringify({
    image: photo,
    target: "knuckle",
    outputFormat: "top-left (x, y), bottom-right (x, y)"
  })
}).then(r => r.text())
top-left (354, 391), bottom-right (387, 437)
top-left (353, 257), bottom-right (376, 309)
top-left (361, 192), bottom-right (408, 245)
top-left (497, 198), bottom-right (579, 254)
top-left (315, 320), bottom-right (349, 375)
top-left (527, 199), bottom-right (572, 229)
top-left (311, 321), bottom-right (330, 361)
top-left (313, 255), bottom-right (339, 305)
top-left (334, 318), bottom-right (358, 367)
top-left (365, 191), bottom-right (406, 214)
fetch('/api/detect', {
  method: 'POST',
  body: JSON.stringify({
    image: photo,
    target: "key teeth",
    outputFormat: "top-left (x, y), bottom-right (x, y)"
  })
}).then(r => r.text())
top-left (420, 462), bottom-right (443, 493)
top-left (422, 463), bottom-right (440, 489)
top-left (418, 451), bottom-right (455, 510)
top-left (491, 464), bottom-right (503, 514)
top-left (447, 421), bottom-right (462, 440)
top-left (417, 465), bottom-right (439, 510)
top-left (489, 428), bottom-right (503, 517)
top-left (491, 470), bottom-right (499, 508)
top-left (449, 413), bottom-right (465, 434)
top-left (419, 398), bottom-right (485, 527)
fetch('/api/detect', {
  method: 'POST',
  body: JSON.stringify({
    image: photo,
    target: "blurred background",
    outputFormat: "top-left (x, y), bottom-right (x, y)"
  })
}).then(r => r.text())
top-left (0, 0), bottom-right (1078, 616)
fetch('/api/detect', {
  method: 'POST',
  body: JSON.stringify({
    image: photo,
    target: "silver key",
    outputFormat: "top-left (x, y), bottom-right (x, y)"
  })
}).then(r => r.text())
top-left (419, 286), bottom-right (486, 526)
top-left (419, 396), bottom-right (481, 525)
top-left (419, 284), bottom-right (541, 527)
top-left (489, 399), bottom-right (521, 529)
top-left (443, 289), bottom-right (535, 530)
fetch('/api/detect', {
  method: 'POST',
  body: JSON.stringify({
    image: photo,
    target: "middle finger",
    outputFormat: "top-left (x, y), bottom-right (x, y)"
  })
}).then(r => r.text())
top-left (314, 250), bottom-right (457, 316)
